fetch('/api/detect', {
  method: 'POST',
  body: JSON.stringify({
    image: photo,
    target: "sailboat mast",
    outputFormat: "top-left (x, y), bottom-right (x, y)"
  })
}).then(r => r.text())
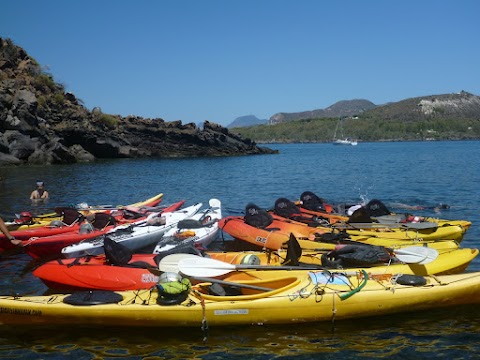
top-left (333, 118), bottom-right (340, 140)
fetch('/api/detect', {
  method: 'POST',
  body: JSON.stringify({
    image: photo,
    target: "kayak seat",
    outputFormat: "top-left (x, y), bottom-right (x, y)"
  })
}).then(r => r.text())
top-left (314, 231), bottom-right (352, 243)
top-left (347, 207), bottom-right (374, 223)
top-left (274, 198), bottom-right (303, 219)
top-left (104, 236), bottom-right (132, 265)
top-left (244, 203), bottom-right (273, 229)
top-left (274, 198), bottom-right (324, 227)
top-left (55, 207), bottom-right (85, 225)
top-left (365, 199), bottom-right (392, 217)
top-left (321, 244), bottom-right (391, 268)
top-left (177, 219), bottom-right (205, 229)
top-left (91, 213), bottom-right (117, 229)
top-left (300, 191), bottom-right (327, 212)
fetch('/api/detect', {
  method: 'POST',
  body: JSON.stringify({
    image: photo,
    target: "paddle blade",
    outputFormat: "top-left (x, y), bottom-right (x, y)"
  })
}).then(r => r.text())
top-left (178, 257), bottom-right (236, 277)
top-left (394, 246), bottom-right (439, 264)
top-left (158, 253), bottom-right (201, 273)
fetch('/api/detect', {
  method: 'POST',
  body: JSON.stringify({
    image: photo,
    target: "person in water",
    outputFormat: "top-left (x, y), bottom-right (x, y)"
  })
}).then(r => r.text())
top-left (389, 202), bottom-right (450, 213)
top-left (0, 217), bottom-right (22, 245)
top-left (30, 181), bottom-right (49, 200)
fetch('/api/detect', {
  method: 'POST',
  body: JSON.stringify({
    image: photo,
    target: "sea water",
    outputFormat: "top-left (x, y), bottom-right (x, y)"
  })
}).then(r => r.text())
top-left (0, 141), bottom-right (479, 359)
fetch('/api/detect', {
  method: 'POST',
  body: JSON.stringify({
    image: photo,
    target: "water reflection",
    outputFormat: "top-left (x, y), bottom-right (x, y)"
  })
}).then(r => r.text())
top-left (1, 142), bottom-right (480, 359)
top-left (2, 307), bottom-right (480, 359)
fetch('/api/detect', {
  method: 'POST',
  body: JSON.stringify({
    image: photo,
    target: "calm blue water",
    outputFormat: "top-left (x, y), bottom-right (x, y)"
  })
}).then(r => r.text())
top-left (0, 141), bottom-right (479, 359)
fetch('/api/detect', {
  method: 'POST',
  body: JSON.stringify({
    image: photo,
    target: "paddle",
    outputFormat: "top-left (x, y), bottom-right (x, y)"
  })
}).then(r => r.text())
top-left (177, 256), bottom-right (324, 278)
top-left (392, 246), bottom-right (439, 265)
top-left (156, 254), bottom-right (273, 291)
top-left (331, 221), bottom-right (439, 231)
top-left (159, 253), bottom-right (200, 273)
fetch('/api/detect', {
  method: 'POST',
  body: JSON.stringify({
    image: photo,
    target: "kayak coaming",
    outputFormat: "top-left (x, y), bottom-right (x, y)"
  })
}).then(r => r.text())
top-left (2, 271), bottom-right (480, 327)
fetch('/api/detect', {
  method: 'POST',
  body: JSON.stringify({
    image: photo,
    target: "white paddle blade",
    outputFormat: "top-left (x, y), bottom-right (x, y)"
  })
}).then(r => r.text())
top-left (158, 253), bottom-right (201, 273)
top-left (394, 246), bottom-right (439, 264)
top-left (416, 247), bottom-right (440, 265)
top-left (178, 257), bottom-right (236, 277)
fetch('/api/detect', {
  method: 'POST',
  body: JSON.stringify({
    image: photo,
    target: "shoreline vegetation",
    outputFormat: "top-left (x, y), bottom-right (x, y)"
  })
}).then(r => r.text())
top-left (232, 108), bottom-right (480, 144)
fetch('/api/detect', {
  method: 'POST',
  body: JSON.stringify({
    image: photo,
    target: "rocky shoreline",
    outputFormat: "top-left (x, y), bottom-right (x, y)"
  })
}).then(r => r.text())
top-left (0, 38), bottom-right (277, 166)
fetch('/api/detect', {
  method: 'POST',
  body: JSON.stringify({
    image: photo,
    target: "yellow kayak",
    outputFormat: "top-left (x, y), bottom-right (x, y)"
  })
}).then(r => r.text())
top-left (285, 215), bottom-right (469, 243)
top-left (221, 214), bottom-right (463, 252)
top-left (283, 198), bottom-right (472, 242)
top-left (6, 193), bottom-right (164, 231)
top-left (295, 196), bottom-right (472, 234)
top-left (212, 246), bottom-right (478, 276)
top-left (1, 269), bottom-right (480, 327)
top-left (328, 221), bottom-right (468, 242)
top-left (302, 235), bottom-right (463, 250)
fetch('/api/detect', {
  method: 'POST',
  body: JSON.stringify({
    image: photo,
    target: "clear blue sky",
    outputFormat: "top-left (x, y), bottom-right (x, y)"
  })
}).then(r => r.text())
top-left (2, 1), bottom-right (479, 126)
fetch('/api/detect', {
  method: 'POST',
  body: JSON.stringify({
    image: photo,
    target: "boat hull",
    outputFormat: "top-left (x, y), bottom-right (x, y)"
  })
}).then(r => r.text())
top-left (22, 200), bottom-right (185, 259)
top-left (32, 247), bottom-right (478, 291)
top-left (2, 271), bottom-right (480, 327)
top-left (219, 216), bottom-right (465, 250)
top-left (153, 198), bottom-right (222, 253)
top-left (4, 192), bottom-right (164, 232)
top-left (61, 203), bottom-right (202, 258)
top-left (1, 193), bottom-right (165, 253)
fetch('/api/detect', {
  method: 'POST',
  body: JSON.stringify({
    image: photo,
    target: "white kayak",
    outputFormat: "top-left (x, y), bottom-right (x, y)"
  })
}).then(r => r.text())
top-left (61, 203), bottom-right (203, 258)
top-left (153, 198), bottom-right (222, 254)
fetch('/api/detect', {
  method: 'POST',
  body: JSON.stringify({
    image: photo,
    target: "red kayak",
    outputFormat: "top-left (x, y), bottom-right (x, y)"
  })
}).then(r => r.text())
top-left (33, 254), bottom-right (160, 291)
top-left (21, 200), bottom-right (185, 259)
top-left (0, 208), bottom-right (86, 253)
top-left (32, 251), bottom-right (278, 291)
top-left (1, 193), bottom-right (168, 252)
top-left (23, 225), bottom-right (116, 259)
top-left (5, 192), bottom-right (165, 232)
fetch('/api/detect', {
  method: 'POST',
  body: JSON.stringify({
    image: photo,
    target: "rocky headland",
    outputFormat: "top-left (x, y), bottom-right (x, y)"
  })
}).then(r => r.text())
top-left (0, 38), bottom-right (277, 166)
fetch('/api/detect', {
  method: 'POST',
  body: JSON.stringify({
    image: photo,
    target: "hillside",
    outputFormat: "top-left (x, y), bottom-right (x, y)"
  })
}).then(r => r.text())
top-left (232, 92), bottom-right (480, 143)
top-left (0, 38), bottom-right (277, 166)
top-left (361, 91), bottom-right (480, 121)
top-left (269, 99), bottom-right (377, 124)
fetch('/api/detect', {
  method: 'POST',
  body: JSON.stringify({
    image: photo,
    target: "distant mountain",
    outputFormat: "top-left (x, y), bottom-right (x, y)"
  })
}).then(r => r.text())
top-left (269, 99), bottom-right (377, 124)
top-left (227, 115), bottom-right (268, 128)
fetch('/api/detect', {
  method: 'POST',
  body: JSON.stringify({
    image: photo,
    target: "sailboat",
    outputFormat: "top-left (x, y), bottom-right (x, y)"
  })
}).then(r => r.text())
top-left (333, 117), bottom-right (358, 145)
